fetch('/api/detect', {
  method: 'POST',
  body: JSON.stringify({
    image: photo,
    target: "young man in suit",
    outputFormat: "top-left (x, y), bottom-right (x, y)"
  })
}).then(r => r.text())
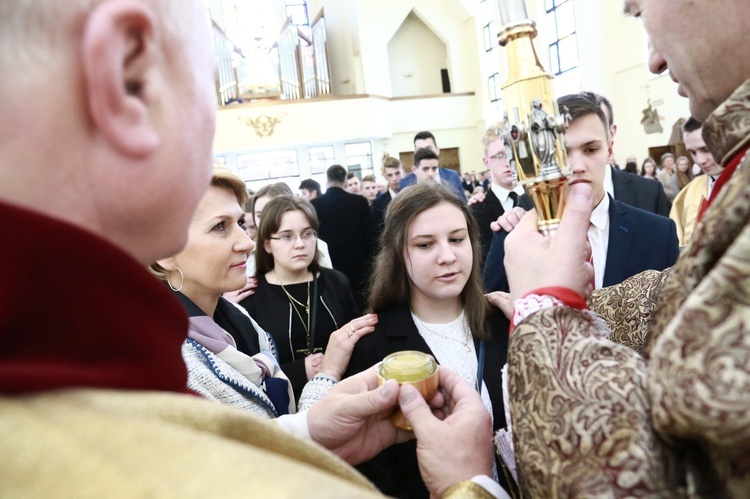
top-left (399, 131), bottom-right (468, 202)
top-left (594, 91), bottom-right (671, 217)
top-left (311, 165), bottom-right (375, 309)
top-left (371, 156), bottom-right (403, 236)
top-left (483, 91), bottom-right (678, 293)
top-left (470, 122), bottom-right (532, 257)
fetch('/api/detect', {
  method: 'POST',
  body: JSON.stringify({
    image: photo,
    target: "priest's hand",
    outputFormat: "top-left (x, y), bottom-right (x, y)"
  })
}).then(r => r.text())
top-left (505, 182), bottom-right (594, 300)
top-left (306, 366), bottom-right (412, 464)
top-left (399, 367), bottom-right (494, 498)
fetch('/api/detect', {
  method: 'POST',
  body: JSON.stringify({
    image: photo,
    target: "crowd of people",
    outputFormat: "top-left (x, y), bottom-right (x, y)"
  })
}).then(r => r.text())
top-left (2, 0), bottom-right (749, 498)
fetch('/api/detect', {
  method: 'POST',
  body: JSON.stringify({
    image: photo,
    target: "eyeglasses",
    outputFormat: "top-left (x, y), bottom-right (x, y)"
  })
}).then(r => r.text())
top-left (489, 152), bottom-right (509, 161)
top-left (268, 230), bottom-right (317, 244)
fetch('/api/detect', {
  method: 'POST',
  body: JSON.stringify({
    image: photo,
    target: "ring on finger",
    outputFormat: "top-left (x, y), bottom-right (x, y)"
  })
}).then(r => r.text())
top-left (348, 325), bottom-right (355, 338)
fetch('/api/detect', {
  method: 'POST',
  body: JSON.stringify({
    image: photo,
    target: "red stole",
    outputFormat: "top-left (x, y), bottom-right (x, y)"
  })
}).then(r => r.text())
top-left (697, 145), bottom-right (749, 222)
top-left (0, 201), bottom-right (190, 394)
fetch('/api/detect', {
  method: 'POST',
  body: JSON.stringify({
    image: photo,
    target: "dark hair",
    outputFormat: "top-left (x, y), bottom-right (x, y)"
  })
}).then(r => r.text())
top-left (251, 182), bottom-right (293, 225)
top-left (298, 178), bottom-right (321, 197)
top-left (583, 90), bottom-right (614, 127)
top-left (346, 172), bottom-right (358, 180)
top-left (368, 183), bottom-right (489, 340)
top-left (326, 164), bottom-right (347, 183)
top-left (255, 195), bottom-right (321, 275)
top-left (558, 92), bottom-right (609, 138)
top-left (640, 157), bottom-right (656, 176)
top-left (624, 162), bottom-right (638, 175)
top-left (682, 116), bottom-right (702, 134)
top-left (413, 147), bottom-right (440, 167)
top-left (413, 131), bottom-right (437, 148)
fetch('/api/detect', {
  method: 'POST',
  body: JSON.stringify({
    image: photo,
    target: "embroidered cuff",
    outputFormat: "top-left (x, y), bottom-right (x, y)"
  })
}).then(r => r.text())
top-left (510, 287), bottom-right (588, 333)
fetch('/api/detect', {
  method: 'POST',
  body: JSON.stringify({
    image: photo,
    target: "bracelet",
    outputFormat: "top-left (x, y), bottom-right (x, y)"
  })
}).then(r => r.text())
top-left (441, 480), bottom-right (495, 499)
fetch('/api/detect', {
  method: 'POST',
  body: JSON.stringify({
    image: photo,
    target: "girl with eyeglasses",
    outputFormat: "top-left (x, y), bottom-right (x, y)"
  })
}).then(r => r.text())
top-left (240, 195), bottom-right (376, 402)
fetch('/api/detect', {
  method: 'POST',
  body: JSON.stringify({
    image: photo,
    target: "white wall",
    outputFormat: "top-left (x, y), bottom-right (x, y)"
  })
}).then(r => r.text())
top-left (598, 0), bottom-right (689, 164)
top-left (213, 0), bottom-right (694, 186)
top-left (343, 0), bottom-right (477, 96)
top-left (523, 0), bottom-right (690, 164)
top-left (387, 12), bottom-right (448, 97)
top-left (214, 94), bottom-right (481, 175)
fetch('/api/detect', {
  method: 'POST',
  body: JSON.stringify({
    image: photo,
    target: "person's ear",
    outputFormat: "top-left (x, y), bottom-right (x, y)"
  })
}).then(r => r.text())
top-left (81, 0), bottom-right (162, 158)
top-left (156, 257), bottom-right (176, 270)
top-left (264, 240), bottom-right (273, 256)
top-left (412, 165), bottom-right (418, 174)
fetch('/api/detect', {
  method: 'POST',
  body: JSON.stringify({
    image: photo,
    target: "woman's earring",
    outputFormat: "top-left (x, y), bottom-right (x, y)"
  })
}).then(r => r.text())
top-left (167, 266), bottom-right (184, 292)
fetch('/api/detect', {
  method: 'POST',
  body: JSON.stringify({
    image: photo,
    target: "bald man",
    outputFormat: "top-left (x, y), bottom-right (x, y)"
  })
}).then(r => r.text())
top-left (0, 2), bottom-right (500, 497)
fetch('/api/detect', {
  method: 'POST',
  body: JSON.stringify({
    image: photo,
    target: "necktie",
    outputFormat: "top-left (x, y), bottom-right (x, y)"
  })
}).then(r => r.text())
top-left (508, 191), bottom-right (519, 208)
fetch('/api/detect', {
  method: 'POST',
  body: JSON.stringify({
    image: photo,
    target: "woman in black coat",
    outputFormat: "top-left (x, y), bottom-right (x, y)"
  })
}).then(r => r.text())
top-left (240, 195), bottom-right (376, 401)
top-left (345, 184), bottom-right (511, 498)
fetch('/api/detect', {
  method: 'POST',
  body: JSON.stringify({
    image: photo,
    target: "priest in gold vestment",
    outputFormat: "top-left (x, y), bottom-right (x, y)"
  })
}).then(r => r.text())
top-left (503, 0), bottom-right (750, 495)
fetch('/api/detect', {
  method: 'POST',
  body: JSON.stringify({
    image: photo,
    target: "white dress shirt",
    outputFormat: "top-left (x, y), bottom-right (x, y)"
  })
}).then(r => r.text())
top-left (490, 183), bottom-right (525, 213)
top-left (603, 164), bottom-right (615, 199)
top-left (588, 194), bottom-right (610, 290)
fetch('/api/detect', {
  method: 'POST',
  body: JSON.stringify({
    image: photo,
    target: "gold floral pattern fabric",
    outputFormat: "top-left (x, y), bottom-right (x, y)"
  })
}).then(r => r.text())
top-left (646, 79), bottom-right (750, 496)
top-left (507, 79), bottom-right (750, 498)
top-left (588, 269), bottom-right (671, 356)
top-left (509, 307), bottom-right (681, 497)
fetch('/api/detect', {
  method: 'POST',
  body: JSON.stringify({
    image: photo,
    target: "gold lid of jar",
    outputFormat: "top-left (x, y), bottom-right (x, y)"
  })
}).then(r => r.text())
top-left (379, 351), bottom-right (436, 383)
top-left (376, 351), bottom-right (439, 431)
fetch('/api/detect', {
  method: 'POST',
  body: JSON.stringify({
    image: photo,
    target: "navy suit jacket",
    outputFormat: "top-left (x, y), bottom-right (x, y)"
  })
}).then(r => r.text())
top-left (483, 195), bottom-right (679, 293)
top-left (370, 190), bottom-right (392, 240)
top-left (611, 166), bottom-right (671, 217)
top-left (399, 167), bottom-right (468, 202)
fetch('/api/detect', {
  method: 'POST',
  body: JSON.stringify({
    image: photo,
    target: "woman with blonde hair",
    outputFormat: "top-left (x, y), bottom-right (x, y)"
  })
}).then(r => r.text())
top-left (345, 183), bottom-right (510, 498)
top-left (152, 167), bottom-right (355, 416)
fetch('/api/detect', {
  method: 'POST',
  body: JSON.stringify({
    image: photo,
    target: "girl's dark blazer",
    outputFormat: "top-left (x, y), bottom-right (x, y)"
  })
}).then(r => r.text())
top-left (344, 305), bottom-right (510, 499)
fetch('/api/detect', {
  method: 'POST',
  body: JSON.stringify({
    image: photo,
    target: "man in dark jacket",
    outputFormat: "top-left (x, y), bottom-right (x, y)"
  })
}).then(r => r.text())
top-left (594, 91), bottom-right (671, 216)
top-left (484, 92), bottom-right (678, 293)
top-left (311, 165), bottom-right (375, 310)
top-left (470, 121), bottom-right (534, 258)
